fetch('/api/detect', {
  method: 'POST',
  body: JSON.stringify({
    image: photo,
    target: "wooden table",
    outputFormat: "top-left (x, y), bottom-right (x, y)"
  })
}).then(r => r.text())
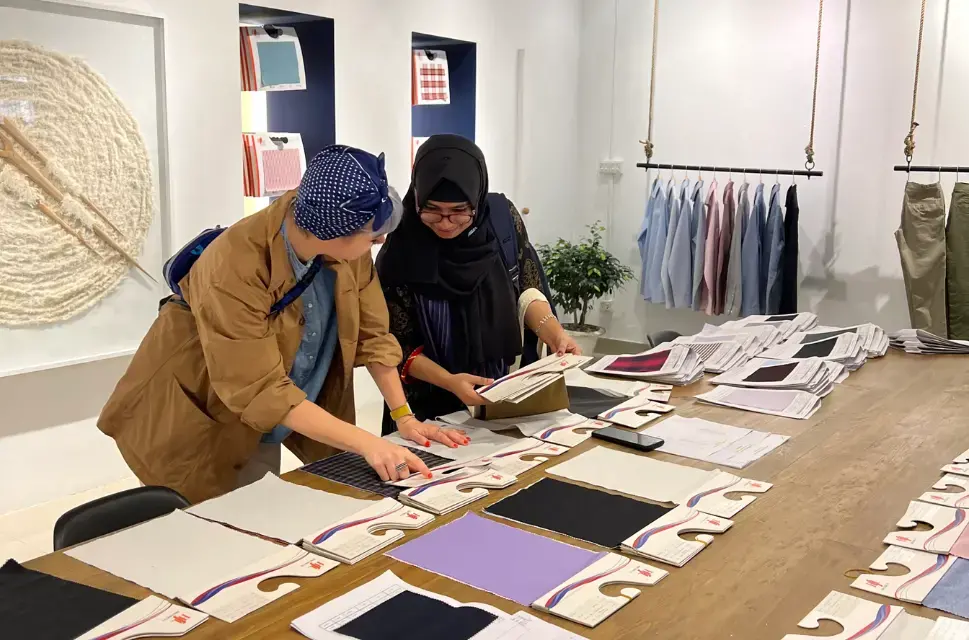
top-left (25, 352), bottom-right (969, 639)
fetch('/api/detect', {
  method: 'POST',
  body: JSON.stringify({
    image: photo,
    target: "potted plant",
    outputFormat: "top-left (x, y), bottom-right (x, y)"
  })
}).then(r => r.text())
top-left (537, 222), bottom-right (634, 354)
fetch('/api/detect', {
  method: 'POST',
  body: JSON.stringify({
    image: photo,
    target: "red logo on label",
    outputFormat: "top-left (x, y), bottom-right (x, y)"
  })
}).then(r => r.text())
top-left (637, 568), bottom-right (652, 578)
top-left (865, 579), bottom-right (885, 588)
top-left (751, 483), bottom-right (762, 488)
top-left (173, 613), bottom-right (189, 624)
top-left (896, 536), bottom-right (914, 543)
top-left (931, 495), bottom-right (946, 501)
top-left (406, 512), bottom-right (419, 520)
top-left (491, 474), bottom-right (503, 481)
top-left (709, 519), bottom-right (721, 526)
top-left (309, 561), bottom-right (323, 570)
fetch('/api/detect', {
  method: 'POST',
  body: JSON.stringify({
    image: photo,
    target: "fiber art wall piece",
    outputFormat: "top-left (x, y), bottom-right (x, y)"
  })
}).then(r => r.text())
top-left (0, 40), bottom-right (154, 327)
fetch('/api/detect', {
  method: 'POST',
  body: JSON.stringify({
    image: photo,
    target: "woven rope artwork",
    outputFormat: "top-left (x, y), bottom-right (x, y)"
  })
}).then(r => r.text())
top-left (0, 40), bottom-right (154, 326)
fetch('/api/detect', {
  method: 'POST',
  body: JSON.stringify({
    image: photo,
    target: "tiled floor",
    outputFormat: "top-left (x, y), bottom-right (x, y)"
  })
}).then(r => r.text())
top-left (0, 400), bottom-right (384, 563)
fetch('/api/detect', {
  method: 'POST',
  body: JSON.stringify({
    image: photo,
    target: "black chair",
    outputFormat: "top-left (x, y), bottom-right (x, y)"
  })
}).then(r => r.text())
top-left (53, 486), bottom-right (190, 551)
top-left (647, 330), bottom-right (682, 348)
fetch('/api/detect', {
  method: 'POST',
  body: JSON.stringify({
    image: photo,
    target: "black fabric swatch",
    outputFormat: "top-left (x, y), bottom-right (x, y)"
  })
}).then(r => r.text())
top-left (794, 337), bottom-right (837, 358)
top-left (300, 448), bottom-right (453, 498)
top-left (0, 559), bottom-right (137, 640)
top-left (743, 361), bottom-right (798, 383)
top-left (797, 328), bottom-right (856, 343)
top-left (567, 385), bottom-right (627, 419)
top-left (764, 314), bottom-right (800, 322)
top-left (335, 590), bottom-right (497, 640)
top-left (484, 478), bottom-right (672, 548)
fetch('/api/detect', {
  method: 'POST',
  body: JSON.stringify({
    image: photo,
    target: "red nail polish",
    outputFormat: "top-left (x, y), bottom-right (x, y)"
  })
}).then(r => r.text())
top-left (425, 441), bottom-right (431, 446)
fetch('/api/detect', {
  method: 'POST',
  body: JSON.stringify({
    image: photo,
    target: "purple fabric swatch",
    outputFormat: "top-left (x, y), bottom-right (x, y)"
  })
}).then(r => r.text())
top-left (387, 512), bottom-right (605, 606)
top-left (924, 557), bottom-right (969, 619)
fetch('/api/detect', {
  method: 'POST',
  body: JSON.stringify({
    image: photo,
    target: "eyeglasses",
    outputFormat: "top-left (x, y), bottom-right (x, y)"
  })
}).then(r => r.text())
top-left (420, 207), bottom-right (475, 225)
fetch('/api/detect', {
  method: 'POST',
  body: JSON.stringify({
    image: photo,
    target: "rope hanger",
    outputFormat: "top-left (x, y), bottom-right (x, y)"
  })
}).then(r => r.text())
top-left (639, 0), bottom-right (825, 179)
top-left (903, 0), bottom-right (928, 170)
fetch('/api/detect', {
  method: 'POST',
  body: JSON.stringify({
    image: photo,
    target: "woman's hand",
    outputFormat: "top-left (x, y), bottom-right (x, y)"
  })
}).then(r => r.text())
top-left (360, 436), bottom-right (431, 482)
top-left (397, 415), bottom-right (470, 449)
top-left (548, 330), bottom-right (582, 356)
top-left (446, 372), bottom-right (493, 406)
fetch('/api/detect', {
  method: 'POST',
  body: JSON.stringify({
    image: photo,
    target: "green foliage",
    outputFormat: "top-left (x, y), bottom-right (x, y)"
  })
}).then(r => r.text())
top-left (537, 222), bottom-right (634, 327)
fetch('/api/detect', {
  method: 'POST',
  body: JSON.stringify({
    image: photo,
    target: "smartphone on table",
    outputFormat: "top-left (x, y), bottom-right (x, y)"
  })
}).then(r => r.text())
top-left (591, 426), bottom-right (664, 452)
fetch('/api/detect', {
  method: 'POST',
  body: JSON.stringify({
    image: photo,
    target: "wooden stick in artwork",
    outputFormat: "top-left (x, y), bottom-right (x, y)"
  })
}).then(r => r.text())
top-left (35, 202), bottom-right (102, 257)
top-left (0, 117), bottom-right (126, 237)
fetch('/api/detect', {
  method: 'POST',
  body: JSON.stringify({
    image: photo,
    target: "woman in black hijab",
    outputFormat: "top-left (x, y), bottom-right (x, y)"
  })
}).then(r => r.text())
top-left (376, 134), bottom-right (579, 434)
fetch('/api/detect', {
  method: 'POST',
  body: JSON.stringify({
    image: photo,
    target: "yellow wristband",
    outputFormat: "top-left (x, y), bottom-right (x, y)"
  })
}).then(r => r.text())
top-left (390, 403), bottom-right (414, 422)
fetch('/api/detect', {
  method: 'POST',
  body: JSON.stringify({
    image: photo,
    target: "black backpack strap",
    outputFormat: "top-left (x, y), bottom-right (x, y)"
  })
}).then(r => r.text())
top-left (486, 193), bottom-right (520, 287)
top-left (270, 257), bottom-right (323, 315)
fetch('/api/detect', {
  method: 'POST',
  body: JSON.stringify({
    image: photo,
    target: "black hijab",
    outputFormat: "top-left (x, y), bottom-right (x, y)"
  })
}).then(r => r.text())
top-left (377, 134), bottom-right (521, 372)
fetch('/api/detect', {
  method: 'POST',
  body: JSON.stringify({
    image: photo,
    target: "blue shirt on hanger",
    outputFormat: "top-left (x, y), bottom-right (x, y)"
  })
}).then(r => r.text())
top-left (740, 182), bottom-right (765, 316)
top-left (691, 180), bottom-right (707, 311)
top-left (639, 178), bottom-right (662, 301)
top-left (764, 183), bottom-right (786, 314)
top-left (669, 179), bottom-right (699, 309)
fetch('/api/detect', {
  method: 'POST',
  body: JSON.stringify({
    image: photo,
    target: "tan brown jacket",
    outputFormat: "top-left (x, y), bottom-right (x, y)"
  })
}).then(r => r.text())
top-left (98, 193), bottom-right (402, 503)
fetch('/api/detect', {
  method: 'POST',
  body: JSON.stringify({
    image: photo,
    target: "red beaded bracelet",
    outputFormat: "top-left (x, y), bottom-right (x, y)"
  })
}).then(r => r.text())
top-left (400, 345), bottom-right (424, 383)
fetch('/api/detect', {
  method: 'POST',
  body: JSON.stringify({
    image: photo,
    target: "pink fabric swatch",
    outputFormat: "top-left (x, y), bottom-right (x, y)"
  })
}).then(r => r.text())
top-left (262, 148), bottom-right (303, 193)
top-left (715, 182), bottom-right (735, 315)
top-left (701, 181), bottom-right (721, 315)
top-left (952, 524), bottom-right (969, 560)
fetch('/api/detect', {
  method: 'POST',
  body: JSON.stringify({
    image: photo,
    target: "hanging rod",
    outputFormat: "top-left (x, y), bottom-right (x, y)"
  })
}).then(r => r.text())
top-left (893, 165), bottom-right (969, 173)
top-left (637, 163), bottom-right (823, 177)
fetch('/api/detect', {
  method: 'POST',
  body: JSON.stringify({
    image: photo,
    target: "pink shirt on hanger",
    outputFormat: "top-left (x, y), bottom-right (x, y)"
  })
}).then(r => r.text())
top-left (701, 181), bottom-right (721, 315)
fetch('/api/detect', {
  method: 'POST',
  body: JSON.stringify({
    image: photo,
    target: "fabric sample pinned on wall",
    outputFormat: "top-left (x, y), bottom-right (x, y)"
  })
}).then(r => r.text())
top-left (243, 133), bottom-right (306, 197)
top-left (485, 478), bottom-right (672, 548)
top-left (240, 26), bottom-right (307, 92)
top-left (412, 49), bottom-right (451, 105)
top-left (0, 559), bottom-right (138, 640)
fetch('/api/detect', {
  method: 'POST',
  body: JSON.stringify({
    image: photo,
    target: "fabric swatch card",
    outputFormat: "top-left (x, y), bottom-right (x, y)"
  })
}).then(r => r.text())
top-left (568, 386), bottom-right (632, 419)
top-left (300, 448), bottom-right (453, 498)
top-left (952, 526), bottom-right (969, 560)
top-left (485, 478), bottom-right (672, 548)
top-left (243, 133), bottom-right (306, 197)
top-left (383, 423), bottom-right (518, 463)
top-left (76, 596), bottom-right (209, 640)
top-left (187, 473), bottom-right (376, 543)
top-left (548, 446), bottom-right (715, 504)
top-left (240, 26), bottom-right (306, 91)
top-left (924, 558), bottom-right (969, 620)
top-left (66, 510), bottom-right (337, 623)
top-left (387, 512), bottom-right (605, 606)
top-left (0, 559), bottom-right (137, 640)
top-left (412, 49), bottom-right (450, 105)
top-left (291, 570), bottom-right (514, 640)
top-left (744, 361), bottom-right (798, 383)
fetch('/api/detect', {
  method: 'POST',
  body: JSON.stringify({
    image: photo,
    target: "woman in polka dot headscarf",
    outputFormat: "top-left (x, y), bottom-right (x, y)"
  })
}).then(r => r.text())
top-left (98, 145), bottom-right (469, 503)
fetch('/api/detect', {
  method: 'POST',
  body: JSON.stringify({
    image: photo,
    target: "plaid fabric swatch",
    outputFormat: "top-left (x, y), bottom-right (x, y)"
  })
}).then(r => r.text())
top-left (299, 448), bottom-right (452, 498)
top-left (412, 49), bottom-right (451, 105)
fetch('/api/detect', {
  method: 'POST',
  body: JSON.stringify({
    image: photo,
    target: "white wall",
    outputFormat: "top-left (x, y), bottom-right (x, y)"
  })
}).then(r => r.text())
top-left (0, 0), bottom-right (581, 515)
top-left (578, 0), bottom-right (969, 342)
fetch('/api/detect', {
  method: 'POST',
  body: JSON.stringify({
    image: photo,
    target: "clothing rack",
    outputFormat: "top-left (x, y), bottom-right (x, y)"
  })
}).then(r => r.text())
top-left (893, 165), bottom-right (969, 173)
top-left (637, 163), bottom-right (824, 178)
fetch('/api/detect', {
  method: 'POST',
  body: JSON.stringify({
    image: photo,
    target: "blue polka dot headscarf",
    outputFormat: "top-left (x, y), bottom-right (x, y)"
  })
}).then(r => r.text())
top-left (294, 145), bottom-right (397, 240)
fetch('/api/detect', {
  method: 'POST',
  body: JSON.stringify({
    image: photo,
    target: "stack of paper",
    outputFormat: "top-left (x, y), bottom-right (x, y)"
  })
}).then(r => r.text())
top-left (640, 416), bottom-right (789, 469)
top-left (701, 323), bottom-right (784, 351)
top-left (669, 335), bottom-right (750, 373)
top-left (439, 408), bottom-right (600, 447)
top-left (710, 358), bottom-right (835, 396)
top-left (889, 329), bottom-right (969, 354)
top-left (478, 354), bottom-right (592, 404)
top-left (585, 345), bottom-right (704, 386)
top-left (787, 323), bottom-right (888, 358)
top-left (384, 422), bottom-right (519, 462)
top-left (738, 312), bottom-right (819, 332)
top-left (759, 333), bottom-right (866, 370)
top-left (695, 386), bottom-right (822, 419)
top-left (564, 367), bottom-right (658, 397)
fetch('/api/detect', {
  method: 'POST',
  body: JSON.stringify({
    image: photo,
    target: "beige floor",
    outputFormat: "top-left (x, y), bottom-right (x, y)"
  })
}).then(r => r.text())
top-left (0, 400), bottom-right (384, 563)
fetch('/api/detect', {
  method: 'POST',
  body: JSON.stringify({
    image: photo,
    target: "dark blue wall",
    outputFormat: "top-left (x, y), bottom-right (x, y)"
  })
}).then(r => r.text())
top-left (267, 18), bottom-right (336, 160)
top-left (411, 39), bottom-right (476, 142)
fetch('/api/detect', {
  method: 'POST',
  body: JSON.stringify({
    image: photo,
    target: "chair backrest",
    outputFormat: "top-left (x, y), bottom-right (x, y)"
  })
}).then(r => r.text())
top-left (647, 330), bottom-right (682, 348)
top-left (53, 486), bottom-right (190, 551)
